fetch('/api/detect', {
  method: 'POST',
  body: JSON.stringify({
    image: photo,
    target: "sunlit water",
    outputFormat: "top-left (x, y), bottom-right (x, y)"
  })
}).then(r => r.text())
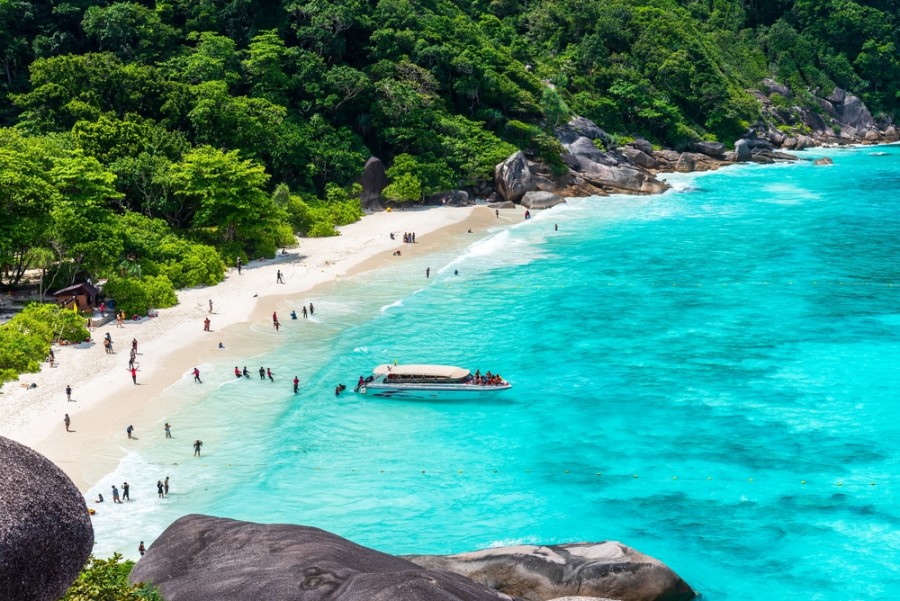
top-left (90, 145), bottom-right (900, 600)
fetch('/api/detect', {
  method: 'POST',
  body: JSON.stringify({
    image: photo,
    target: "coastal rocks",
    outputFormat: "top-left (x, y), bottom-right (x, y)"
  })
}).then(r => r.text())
top-left (495, 151), bottom-right (536, 203)
top-left (692, 141), bottom-right (726, 157)
top-left (357, 157), bottom-right (389, 210)
top-left (405, 541), bottom-right (696, 601)
top-left (0, 436), bottom-right (94, 601)
top-left (734, 139), bottom-right (752, 162)
top-left (674, 153), bottom-right (695, 172)
top-left (129, 515), bottom-right (517, 601)
top-left (621, 147), bottom-right (658, 170)
top-left (520, 191), bottom-right (566, 210)
top-left (425, 190), bottom-right (471, 206)
top-left (814, 157), bottom-right (834, 165)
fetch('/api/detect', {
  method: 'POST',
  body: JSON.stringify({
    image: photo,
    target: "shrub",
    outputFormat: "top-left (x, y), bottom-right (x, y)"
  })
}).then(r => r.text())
top-left (104, 275), bottom-right (177, 316)
top-left (61, 554), bottom-right (162, 601)
top-left (0, 303), bottom-right (89, 384)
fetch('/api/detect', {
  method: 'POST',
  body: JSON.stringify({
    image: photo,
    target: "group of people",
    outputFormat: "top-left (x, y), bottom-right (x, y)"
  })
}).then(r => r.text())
top-left (290, 303), bottom-right (314, 319)
top-left (402, 232), bottom-right (417, 243)
top-left (472, 370), bottom-right (506, 386)
top-left (233, 366), bottom-right (276, 382)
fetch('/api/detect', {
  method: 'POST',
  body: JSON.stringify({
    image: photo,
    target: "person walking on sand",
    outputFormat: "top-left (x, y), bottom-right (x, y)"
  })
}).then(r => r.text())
top-left (193, 367), bottom-right (202, 383)
top-left (209, 299), bottom-right (213, 313)
top-left (293, 376), bottom-right (299, 394)
top-left (272, 311), bottom-right (278, 324)
top-left (64, 414), bottom-right (71, 432)
top-left (193, 439), bottom-right (203, 456)
top-left (122, 481), bottom-right (130, 501)
top-left (157, 480), bottom-right (164, 498)
top-left (267, 368), bottom-right (275, 382)
top-left (164, 476), bottom-right (169, 496)
top-left (276, 269), bottom-right (284, 284)
top-left (204, 317), bottom-right (211, 331)
top-left (66, 385), bottom-right (72, 402)
top-left (128, 365), bottom-right (138, 384)
top-left (139, 541), bottom-right (146, 556)
top-left (236, 256), bottom-right (242, 275)
top-left (495, 209), bottom-right (499, 218)
top-left (165, 422), bottom-right (172, 438)
top-left (274, 320), bottom-right (280, 331)
top-left (126, 424), bottom-right (134, 439)
top-left (132, 338), bottom-right (138, 353)
top-left (112, 485), bottom-right (121, 503)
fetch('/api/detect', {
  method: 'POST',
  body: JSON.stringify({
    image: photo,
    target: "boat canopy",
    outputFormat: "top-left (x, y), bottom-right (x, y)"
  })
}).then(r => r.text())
top-left (373, 364), bottom-right (470, 380)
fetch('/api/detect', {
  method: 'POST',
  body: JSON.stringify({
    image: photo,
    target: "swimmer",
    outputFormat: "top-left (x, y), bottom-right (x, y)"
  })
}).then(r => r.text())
top-left (290, 310), bottom-right (297, 319)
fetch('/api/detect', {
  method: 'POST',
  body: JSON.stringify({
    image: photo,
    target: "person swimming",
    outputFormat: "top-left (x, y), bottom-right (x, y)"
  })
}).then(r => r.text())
top-left (290, 310), bottom-right (297, 319)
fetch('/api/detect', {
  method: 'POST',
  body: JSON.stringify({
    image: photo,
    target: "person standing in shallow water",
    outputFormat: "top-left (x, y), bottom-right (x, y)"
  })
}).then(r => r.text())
top-left (259, 366), bottom-right (266, 380)
top-left (165, 422), bottom-right (172, 438)
top-left (157, 480), bottom-right (164, 498)
top-left (293, 376), bottom-right (299, 394)
top-left (426, 267), bottom-right (430, 278)
top-left (193, 439), bottom-right (203, 456)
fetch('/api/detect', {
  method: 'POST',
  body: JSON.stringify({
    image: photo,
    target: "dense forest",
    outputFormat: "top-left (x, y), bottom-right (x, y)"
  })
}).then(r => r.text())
top-left (1, 0), bottom-right (898, 298)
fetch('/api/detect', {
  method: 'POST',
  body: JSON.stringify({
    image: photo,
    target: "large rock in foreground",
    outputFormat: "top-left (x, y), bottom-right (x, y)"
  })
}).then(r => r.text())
top-left (0, 436), bottom-right (94, 601)
top-left (405, 542), bottom-right (695, 601)
top-left (130, 515), bottom-right (517, 601)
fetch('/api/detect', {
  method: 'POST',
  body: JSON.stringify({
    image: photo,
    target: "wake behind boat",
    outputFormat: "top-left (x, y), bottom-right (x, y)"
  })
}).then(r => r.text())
top-left (355, 364), bottom-right (511, 400)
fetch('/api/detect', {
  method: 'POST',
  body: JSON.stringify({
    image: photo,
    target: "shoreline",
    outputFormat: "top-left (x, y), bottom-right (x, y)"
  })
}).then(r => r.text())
top-left (0, 205), bottom-right (512, 491)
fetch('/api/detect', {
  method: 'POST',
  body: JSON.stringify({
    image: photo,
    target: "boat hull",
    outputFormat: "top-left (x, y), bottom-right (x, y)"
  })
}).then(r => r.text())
top-left (359, 383), bottom-right (511, 401)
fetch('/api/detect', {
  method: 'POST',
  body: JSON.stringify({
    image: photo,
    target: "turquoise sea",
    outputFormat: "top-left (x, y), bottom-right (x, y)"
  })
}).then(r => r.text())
top-left (90, 145), bottom-right (900, 600)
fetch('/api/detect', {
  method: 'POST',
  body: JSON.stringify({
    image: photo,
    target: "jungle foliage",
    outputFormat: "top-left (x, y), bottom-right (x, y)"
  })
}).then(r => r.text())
top-left (0, 0), bottom-right (897, 296)
top-left (60, 554), bottom-right (163, 601)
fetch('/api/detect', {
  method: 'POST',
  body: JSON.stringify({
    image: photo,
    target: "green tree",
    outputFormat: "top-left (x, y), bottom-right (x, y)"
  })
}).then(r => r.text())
top-left (82, 2), bottom-right (177, 62)
top-left (61, 554), bottom-right (162, 601)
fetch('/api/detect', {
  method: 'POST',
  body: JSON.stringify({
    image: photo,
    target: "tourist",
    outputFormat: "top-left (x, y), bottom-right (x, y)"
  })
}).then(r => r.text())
top-left (236, 256), bottom-right (242, 274)
top-left (95, 493), bottom-right (104, 503)
top-left (66, 385), bottom-right (72, 402)
top-left (193, 367), bottom-right (202, 383)
top-left (293, 376), bottom-right (299, 394)
top-left (138, 542), bottom-right (145, 556)
top-left (272, 311), bottom-right (278, 324)
top-left (157, 480), bottom-right (164, 498)
top-left (276, 269), bottom-right (284, 284)
top-left (426, 267), bottom-right (430, 278)
top-left (204, 317), bottom-right (211, 331)
top-left (64, 414), bottom-right (71, 432)
top-left (309, 303), bottom-right (314, 315)
top-left (267, 368), bottom-right (275, 382)
top-left (164, 476), bottom-right (169, 496)
top-left (555, 223), bottom-right (558, 231)
top-left (122, 481), bottom-right (130, 501)
top-left (164, 422), bottom-right (172, 438)
top-left (259, 367), bottom-right (265, 380)
top-left (126, 425), bottom-right (134, 439)
top-left (128, 365), bottom-right (138, 385)
top-left (193, 440), bottom-right (203, 456)
top-left (243, 366), bottom-right (250, 378)
top-left (132, 338), bottom-right (138, 353)
top-left (495, 209), bottom-right (499, 218)
top-left (209, 299), bottom-right (213, 313)
top-left (112, 485), bottom-right (121, 503)
top-left (302, 306), bottom-right (308, 318)
top-left (290, 310), bottom-right (297, 320)
top-left (234, 366), bottom-right (242, 378)
top-left (274, 320), bottom-right (280, 331)
top-left (48, 349), bottom-right (55, 367)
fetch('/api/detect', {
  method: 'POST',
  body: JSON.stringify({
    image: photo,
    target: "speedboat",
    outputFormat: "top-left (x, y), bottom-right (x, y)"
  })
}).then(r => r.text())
top-left (355, 364), bottom-right (511, 400)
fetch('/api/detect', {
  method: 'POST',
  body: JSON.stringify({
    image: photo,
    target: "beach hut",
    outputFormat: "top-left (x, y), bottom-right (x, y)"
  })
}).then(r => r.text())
top-left (52, 282), bottom-right (100, 313)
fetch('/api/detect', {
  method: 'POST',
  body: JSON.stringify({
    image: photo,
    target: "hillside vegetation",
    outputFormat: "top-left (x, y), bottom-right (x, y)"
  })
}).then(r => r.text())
top-left (1, 0), bottom-right (897, 293)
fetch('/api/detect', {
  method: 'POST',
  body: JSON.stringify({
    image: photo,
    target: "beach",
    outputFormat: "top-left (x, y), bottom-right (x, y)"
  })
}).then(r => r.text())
top-left (0, 204), bottom-right (507, 490)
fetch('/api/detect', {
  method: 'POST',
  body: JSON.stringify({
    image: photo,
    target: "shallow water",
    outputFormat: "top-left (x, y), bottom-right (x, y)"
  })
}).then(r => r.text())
top-left (90, 145), bottom-right (900, 600)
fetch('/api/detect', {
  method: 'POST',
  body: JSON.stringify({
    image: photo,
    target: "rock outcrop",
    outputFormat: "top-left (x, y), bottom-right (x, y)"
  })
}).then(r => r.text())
top-left (520, 191), bottom-right (566, 210)
top-left (495, 151), bottom-right (536, 203)
top-left (131, 516), bottom-right (697, 601)
top-left (405, 542), bottom-right (696, 601)
top-left (0, 436), bottom-right (94, 601)
top-left (130, 515), bottom-right (517, 601)
top-left (357, 157), bottom-right (389, 209)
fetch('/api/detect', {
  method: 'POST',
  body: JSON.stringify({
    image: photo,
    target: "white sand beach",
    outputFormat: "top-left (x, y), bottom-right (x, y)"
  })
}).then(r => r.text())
top-left (0, 205), bottom-right (510, 490)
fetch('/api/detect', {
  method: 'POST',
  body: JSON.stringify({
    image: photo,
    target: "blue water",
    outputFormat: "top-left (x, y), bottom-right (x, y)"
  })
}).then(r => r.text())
top-left (90, 145), bottom-right (900, 600)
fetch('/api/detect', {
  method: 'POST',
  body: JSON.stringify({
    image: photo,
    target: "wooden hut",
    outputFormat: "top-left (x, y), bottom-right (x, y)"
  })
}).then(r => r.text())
top-left (53, 282), bottom-right (100, 313)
